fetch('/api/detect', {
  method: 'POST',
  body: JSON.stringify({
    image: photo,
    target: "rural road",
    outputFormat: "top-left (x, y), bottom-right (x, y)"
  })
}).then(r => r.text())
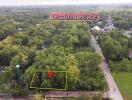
top-left (90, 35), bottom-right (123, 100)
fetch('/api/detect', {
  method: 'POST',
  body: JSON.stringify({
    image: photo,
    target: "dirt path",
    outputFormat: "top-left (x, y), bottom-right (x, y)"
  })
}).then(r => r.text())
top-left (45, 91), bottom-right (102, 97)
top-left (0, 91), bottom-right (102, 100)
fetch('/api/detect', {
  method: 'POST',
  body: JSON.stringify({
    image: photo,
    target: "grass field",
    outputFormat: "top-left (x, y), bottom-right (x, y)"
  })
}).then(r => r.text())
top-left (112, 72), bottom-right (132, 100)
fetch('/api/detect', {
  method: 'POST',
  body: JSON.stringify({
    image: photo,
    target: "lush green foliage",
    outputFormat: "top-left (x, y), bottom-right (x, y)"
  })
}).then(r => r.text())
top-left (0, 17), bottom-right (105, 94)
top-left (98, 30), bottom-right (132, 72)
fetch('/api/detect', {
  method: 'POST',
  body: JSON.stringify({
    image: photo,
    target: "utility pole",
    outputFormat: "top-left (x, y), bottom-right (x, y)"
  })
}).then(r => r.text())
top-left (16, 65), bottom-right (20, 82)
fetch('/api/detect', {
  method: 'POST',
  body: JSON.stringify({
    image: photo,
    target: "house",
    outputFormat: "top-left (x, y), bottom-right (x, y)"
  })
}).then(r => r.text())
top-left (122, 27), bottom-right (132, 38)
top-left (91, 26), bottom-right (102, 31)
top-left (18, 28), bottom-right (22, 31)
top-left (36, 24), bottom-right (40, 27)
top-left (97, 21), bottom-right (102, 25)
top-left (103, 16), bottom-right (116, 31)
top-left (122, 31), bottom-right (132, 38)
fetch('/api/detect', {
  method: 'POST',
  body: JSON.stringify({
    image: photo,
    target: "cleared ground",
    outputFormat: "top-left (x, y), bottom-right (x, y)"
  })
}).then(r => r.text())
top-left (112, 72), bottom-right (132, 100)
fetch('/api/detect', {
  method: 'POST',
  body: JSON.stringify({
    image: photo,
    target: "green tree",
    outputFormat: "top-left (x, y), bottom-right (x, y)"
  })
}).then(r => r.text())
top-left (67, 55), bottom-right (80, 90)
top-left (99, 36), bottom-right (124, 60)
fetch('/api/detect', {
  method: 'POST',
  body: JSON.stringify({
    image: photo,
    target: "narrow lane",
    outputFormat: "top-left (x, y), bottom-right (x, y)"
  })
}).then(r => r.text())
top-left (90, 35), bottom-right (123, 100)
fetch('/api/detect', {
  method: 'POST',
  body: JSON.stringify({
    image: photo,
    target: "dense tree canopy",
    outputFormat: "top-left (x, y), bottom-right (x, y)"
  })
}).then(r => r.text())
top-left (98, 30), bottom-right (132, 72)
top-left (0, 7), bottom-right (108, 95)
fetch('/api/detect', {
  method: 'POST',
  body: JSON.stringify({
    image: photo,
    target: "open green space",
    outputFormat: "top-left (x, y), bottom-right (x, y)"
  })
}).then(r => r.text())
top-left (112, 72), bottom-right (132, 100)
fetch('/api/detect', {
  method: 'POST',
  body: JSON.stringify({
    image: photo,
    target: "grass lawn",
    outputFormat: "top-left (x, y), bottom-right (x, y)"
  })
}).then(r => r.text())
top-left (112, 72), bottom-right (132, 100)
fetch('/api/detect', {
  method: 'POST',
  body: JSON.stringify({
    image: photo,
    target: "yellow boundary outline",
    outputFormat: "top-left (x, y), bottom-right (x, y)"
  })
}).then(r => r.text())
top-left (30, 70), bottom-right (67, 90)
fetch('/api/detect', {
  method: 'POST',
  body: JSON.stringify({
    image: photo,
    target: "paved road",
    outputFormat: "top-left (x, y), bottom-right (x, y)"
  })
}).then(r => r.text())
top-left (90, 35), bottom-right (123, 100)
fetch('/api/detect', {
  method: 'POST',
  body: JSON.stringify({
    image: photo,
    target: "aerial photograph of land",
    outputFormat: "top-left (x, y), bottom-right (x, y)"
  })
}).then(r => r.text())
top-left (0, 0), bottom-right (132, 100)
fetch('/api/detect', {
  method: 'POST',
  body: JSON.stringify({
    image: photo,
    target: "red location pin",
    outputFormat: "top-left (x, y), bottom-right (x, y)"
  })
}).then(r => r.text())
top-left (47, 71), bottom-right (54, 78)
